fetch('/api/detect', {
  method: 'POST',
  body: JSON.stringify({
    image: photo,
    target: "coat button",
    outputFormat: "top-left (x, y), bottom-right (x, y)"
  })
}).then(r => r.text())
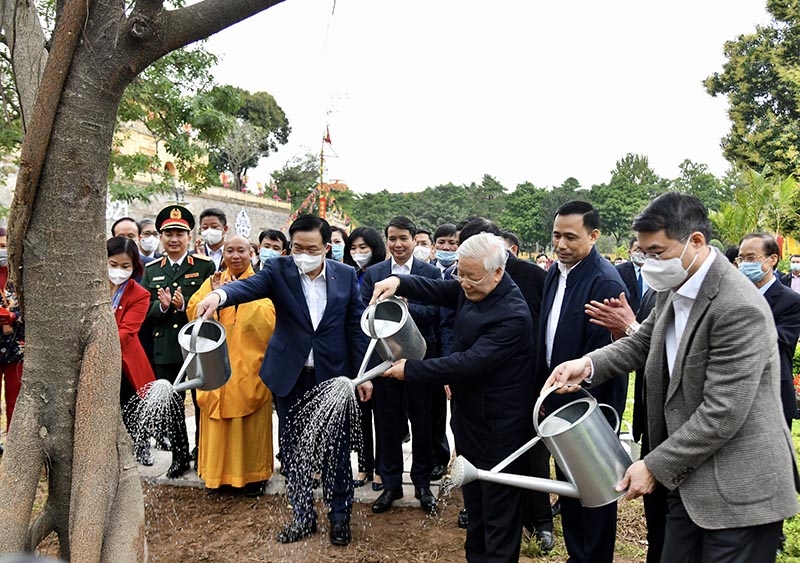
top-left (154, 332), bottom-right (160, 337)
top-left (156, 285), bottom-right (161, 289)
top-left (173, 324), bottom-right (179, 329)
top-left (191, 281), bottom-right (196, 285)
top-left (173, 282), bottom-right (178, 287)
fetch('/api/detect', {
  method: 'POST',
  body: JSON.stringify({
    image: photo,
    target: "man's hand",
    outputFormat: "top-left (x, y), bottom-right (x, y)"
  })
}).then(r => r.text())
top-left (542, 357), bottom-right (592, 393)
top-left (357, 380), bottom-right (373, 402)
top-left (210, 272), bottom-right (224, 290)
top-left (171, 286), bottom-right (184, 310)
top-left (194, 239), bottom-right (206, 255)
top-left (383, 358), bottom-right (406, 380)
top-left (370, 276), bottom-right (401, 305)
top-left (157, 287), bottom-right (172, 310)
top-left (615, 460), bottom-right (656, 500)
top-left (585, 292), bottom-right (635, 340)
top-left (195, 292), bottom-right (221, 319)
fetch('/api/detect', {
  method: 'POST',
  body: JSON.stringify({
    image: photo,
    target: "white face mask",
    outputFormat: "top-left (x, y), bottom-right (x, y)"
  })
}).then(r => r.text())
top-left (640, 238), bottom-right (698, 292)
top-left (140, 235), bottom-right (159, 253)
top-left (293, 253), bottom-right (323, 274)
top-left (352, 251), bottom-right (372, 269)
top-left (201, 228), bottom-right (224, 246)
top-left (413, 246), bottom-right (431, 262)
top-left (108, 267), bottom-right (132, 286)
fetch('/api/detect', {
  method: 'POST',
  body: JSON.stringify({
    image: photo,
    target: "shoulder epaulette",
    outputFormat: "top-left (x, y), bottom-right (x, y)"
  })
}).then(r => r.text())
top-left (192, 253), bottom-right (211, 261)
top-left (146, 259), bottom-right (161, 267)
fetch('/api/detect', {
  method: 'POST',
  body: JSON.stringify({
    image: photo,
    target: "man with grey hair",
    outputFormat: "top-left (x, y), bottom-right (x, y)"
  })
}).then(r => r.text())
top-left (371, 232), bottom-right (536, 562)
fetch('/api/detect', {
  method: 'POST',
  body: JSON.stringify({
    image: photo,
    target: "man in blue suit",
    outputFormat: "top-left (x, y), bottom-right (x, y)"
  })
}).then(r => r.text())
top-left (537, 201), bottom-right (628, 563)
top-left (193, 215), bottom-right (371, 547)
top-left (361, 216), bottom-right (442, 514)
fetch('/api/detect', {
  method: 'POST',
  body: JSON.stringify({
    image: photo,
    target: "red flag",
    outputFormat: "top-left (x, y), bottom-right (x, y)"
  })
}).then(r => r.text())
top-left (323, 126), bottom-right (332, 145)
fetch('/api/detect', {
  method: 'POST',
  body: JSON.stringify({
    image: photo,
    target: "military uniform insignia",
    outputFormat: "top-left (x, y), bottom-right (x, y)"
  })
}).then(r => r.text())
top-left (185, 272), bottom-right (199, 278)
top-left (152, 276), bottom-right (166, 281)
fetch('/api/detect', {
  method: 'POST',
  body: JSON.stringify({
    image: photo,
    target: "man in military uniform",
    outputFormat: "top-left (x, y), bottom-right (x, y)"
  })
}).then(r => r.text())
top-left (142, 205), bottom-right (215, 478)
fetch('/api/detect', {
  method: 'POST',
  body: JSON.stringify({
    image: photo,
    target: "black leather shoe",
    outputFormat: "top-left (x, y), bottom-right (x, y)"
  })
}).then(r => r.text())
top-left (429, 465), bottom-right (446, 481)
top-left (551, 499), bottom-right (561, 517)
top-left (277, 519), bottom-right (317, 543)
top-left (415, 487), bottom-right (437, 513)
top-left (243, 480), bottom-right (267, 497)
top-left (535, 530), bottom-right (555, 553)
top-left (329, 520), bottom-right (352, 546)
top-left (372, 488), bottom-right (403, 513)
top-left (353, 471), bottom-right (373, 488)
top-left (371, 480), bottom-right (384, 491)
top-left (457, 508), bottom-right (469, 529)
top-left (190, 446), bottom-right (198, 463)
top-left (166, 458), bottom-right (190, 479)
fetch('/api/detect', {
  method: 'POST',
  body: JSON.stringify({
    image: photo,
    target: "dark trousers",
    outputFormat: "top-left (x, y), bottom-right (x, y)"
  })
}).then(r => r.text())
top-left (274, 368), bottom-right (353, 524)
top-left (373, 377), bottom-right (434, 490)
top-left (430, 384), bottom-right (450, 466)
top-left (462, 463), bottom-right (524, 562)
top-left (154, 363), bottom-right (192, 457)
top-left (557, 465), bottom-right (617, 563)
top-left (662, 490), bottom-right (781, 563)
top-left (356, 397), bottom-right (376, 474)
top-left (644, 483), bottom-right (669, 563)
top-left (520, 440), bottom-right (553, 533)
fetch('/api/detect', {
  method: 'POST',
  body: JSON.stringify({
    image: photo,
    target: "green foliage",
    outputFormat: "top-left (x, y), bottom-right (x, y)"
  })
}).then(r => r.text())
top-left (705, 4), bottom-right (800, 178)
top-left (271, 152), bottom-right (320, 209)
top-left (592, 154), bottom-right (667, 246)
top-left (499, 182), bottom-right (547, 253)
top-left (671, 159), bottom-right (733, 212)
top-left (709, 166), bottom-right (800, 245)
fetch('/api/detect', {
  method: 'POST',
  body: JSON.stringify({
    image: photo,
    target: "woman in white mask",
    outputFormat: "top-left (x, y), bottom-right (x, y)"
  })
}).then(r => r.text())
top-left (107, 236), bottom-right (155, 466)
top-left (342, 226), bottom-right (387, 490)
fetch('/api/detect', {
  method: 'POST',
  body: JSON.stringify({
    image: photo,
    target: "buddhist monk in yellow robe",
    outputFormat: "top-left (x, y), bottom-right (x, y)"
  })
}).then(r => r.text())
top-left (187, 235), bottom-right (276, 495)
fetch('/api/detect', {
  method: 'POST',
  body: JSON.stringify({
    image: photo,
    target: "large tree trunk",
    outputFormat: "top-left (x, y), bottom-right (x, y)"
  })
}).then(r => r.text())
top-left (0, 0), bottom-right (285, 561)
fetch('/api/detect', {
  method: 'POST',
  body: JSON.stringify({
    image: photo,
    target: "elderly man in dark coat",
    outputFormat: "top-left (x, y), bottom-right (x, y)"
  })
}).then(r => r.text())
top-left (371, 232), bottom-right (536, 563)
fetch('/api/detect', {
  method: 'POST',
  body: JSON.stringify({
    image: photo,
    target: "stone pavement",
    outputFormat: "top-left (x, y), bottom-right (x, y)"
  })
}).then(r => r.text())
top-left (138, 410), bottom-right (455, 508)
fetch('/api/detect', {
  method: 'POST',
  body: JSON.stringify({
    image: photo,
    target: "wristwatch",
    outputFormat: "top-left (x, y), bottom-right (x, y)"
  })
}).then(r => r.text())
top-left (624, 322), bottom-right (641, 337)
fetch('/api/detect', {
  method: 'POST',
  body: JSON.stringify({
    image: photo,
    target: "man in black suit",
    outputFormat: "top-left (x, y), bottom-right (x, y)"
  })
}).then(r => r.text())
top-left (537, 201), bottom-right (628, 563)
top-left (616, 238), bottom-right (647, 314)
top-left (781, 253), bottom-right (800, 293)
top-left (361, 216), bottom-right (442, 514)
top-left (738, 234), bottom-right (800, 428)
top-left (457, 218), bottom-right (553, 549)
top-left (371, 232), bottom-right (536, 563)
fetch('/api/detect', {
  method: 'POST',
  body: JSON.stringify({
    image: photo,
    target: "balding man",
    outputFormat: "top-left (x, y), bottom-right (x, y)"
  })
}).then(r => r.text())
top-left (371, 232), bottom-right (536, 563)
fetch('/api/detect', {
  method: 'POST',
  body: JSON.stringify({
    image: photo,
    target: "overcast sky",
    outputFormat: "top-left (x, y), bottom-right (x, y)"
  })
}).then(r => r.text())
top-left (205, 0), bottom-right (770, 194)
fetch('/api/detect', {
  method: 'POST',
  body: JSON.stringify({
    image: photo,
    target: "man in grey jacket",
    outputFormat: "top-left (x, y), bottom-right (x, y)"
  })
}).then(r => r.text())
top-left (546, 192), bottom-right (798, 563)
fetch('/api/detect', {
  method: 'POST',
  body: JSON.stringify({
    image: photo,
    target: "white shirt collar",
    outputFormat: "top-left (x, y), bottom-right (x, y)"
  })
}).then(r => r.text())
top-left (759, 275), bottom-right (777, 295)
top-left (391, 256), bottom-right (412, 273)
top-left (168, 252), bottom-right (188, 267)
top-left (675, 247), bottom-right (716, 300)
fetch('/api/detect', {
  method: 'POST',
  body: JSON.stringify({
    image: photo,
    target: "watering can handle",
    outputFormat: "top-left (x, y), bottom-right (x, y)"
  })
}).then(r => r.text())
top-left (533, 384), bottom-right (596, 436)
top-left (365, 301), bottom-right (379, 339)
top-left (189, 317), bottom-right (203, 355)
top-left (598, 403), bottom-right (621, 434)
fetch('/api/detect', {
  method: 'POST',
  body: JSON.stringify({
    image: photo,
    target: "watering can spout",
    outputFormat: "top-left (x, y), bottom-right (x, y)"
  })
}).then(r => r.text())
top-left (448, 456), bottom-right (580, 499)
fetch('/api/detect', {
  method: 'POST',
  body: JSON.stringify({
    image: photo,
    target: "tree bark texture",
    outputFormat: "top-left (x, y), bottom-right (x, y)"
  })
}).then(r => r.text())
top-left (0, 0), bottom-right (285, 561)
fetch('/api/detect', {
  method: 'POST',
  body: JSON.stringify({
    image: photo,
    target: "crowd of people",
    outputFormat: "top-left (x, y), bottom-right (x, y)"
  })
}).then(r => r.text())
top-left (3, 192), bottom-right (797, 562)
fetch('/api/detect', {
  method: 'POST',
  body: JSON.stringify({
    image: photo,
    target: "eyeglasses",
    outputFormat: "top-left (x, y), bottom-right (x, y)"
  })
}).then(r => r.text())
top-left (451, 271), bottom-right (490, 287)
top-left (631, 235), bottom-right (689, 262)
top-left (735, 254), bottom-right (770, 264)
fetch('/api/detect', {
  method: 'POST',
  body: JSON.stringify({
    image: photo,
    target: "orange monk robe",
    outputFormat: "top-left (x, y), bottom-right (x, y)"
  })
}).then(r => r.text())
top-left (187, 266), bottom-right (276, 489)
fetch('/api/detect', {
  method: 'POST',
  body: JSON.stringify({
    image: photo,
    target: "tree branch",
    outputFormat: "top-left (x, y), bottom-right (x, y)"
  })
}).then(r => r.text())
top-left (7, 0), bottom-right (94, 307)
top-left (142, 0), bottom-right (285, 65)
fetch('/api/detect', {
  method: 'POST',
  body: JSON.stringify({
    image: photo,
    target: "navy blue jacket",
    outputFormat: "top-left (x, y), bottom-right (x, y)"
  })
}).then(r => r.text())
top-left (538, 246), bottom-right (629, 416)
top-left (615, 260), bottom-right (642, 314)
top-left (397, 273), bottom-right (536, 467)
top-left (763, 279), bottom-right (800, 422)
top-left (220, 256), bottom-right (369, 397)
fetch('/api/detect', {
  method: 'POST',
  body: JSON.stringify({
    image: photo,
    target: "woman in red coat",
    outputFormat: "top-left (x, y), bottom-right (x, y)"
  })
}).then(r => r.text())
top-left (108, 236), bottom-right (156, 465)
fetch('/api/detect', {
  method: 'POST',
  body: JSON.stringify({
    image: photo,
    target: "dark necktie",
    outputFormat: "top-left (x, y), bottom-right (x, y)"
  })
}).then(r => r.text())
top-left (172, 262), bottom-right (180, 273)
top-left (637, 268), bottom-right (643, 298)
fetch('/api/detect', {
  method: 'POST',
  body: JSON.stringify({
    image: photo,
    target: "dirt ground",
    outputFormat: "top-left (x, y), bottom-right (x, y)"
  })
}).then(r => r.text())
top-left (141, 483), bottom-right (648, 562)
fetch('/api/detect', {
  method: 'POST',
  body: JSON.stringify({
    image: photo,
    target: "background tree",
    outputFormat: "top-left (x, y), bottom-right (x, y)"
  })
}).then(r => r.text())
top-left (669, 159), bottom-right (732, 212)
top-left (271, 151), bottom-right (320, 207)
top-left (0, 0), bottom-right (287, 561)
top-left (705, 1), bottom-right (800, 177)
top-left (499, 181), bottom-right (547, 253)
top-left (590, 154), bottom-right (666, 246)
top-left (709, 166), bottom-right (800, 245)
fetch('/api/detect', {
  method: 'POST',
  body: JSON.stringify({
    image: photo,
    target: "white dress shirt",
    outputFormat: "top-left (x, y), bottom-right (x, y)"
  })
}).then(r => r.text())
top-left (545, 260), bottom-right (576, 368)
top-left (206, 245), bottom-right (223, 270)
top-left (665, 249), bottom-right (716, 376)
top-left (391, 256), bottom-right (412, 275)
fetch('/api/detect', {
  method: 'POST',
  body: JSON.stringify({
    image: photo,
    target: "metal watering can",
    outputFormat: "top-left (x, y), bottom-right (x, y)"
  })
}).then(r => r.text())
top-left (448, 386), bottom-right (632, 508)
top-left (173, 318), bottom-right (232, 393)
top-left (350, 297), bottom-right (427, 387)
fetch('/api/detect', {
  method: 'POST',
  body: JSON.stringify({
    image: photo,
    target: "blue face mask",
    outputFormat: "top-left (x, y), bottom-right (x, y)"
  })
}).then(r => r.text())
top-left (792, 263), bottom-right (800, 272)
top-left (331, 243), bottom-right (345, 261)
top-left (738, 261), bottom-right (767, 283)
top-left (435, 249), bottom-right (457, 266)
top-left (260, 248), bottom-right (281, 263)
